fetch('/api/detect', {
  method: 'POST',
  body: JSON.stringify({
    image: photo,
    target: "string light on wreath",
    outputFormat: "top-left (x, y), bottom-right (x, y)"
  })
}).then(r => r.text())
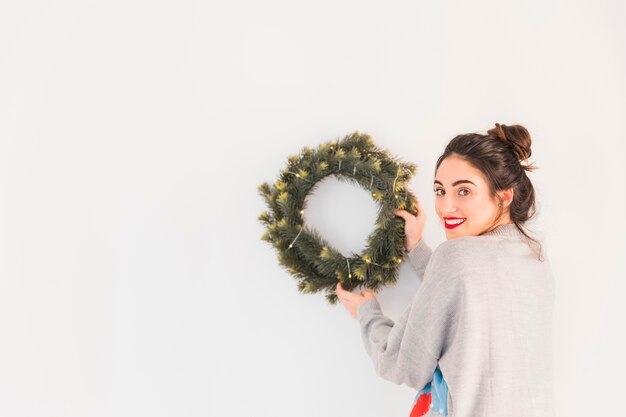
top-left (257, 131), bottom-right (420, 305)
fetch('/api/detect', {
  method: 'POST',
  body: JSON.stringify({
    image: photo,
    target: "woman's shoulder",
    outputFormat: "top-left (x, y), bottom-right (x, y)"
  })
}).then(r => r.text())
top-left (425, 238), bottom-right (482, 279)
top-left (432, 235), bottom-right (489, 258)
top-left (430, 234), bottom-right (514, 270)
top-left (431, 230), bottom-right (545, 270)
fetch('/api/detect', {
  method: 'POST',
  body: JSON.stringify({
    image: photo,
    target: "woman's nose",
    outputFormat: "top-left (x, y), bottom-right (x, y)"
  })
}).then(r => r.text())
top-left (444, 200), bottom-right (457, 213)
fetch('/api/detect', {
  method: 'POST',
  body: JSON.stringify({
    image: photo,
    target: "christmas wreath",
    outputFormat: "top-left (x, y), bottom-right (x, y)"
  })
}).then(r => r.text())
top-left (257, 132), bottom-right (419, 304)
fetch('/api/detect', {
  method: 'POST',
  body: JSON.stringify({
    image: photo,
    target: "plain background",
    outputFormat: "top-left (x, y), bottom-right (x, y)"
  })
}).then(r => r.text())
top-left (1, 1), bottom-right (625, 416)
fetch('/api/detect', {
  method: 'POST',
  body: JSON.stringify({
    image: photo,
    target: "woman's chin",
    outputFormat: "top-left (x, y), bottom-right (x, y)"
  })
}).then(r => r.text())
top-left (445, 230), bottom-right (459, 240)
top-left (444, 226), bottom-right (469, 239)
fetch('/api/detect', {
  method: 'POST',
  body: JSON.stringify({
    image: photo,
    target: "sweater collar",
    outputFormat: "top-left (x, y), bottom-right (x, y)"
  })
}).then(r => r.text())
top-left (481, 223), bottom-right (521, 238)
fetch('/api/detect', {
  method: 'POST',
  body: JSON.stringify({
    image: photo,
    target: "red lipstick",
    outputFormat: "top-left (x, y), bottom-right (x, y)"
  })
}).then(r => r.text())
top-left (444, 217), bottom-right (466, 230)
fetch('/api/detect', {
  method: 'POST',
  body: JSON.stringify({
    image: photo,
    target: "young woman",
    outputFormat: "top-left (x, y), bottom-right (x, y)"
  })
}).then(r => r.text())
top-left (336, 123), bottom-right (554, 417)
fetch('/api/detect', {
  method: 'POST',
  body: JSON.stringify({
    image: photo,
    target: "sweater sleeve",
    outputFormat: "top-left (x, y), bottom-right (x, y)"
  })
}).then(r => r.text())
top-left (356, 242), bottom-right (464, 390)
top-left (406, 239), bottom-right (433, 279)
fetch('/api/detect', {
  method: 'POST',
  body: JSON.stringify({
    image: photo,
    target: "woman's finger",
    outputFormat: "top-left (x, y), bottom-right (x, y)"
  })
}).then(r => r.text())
top-left (417, 199), bottom-right (423, 211)
top-left (337, 282), bottom-right (361, 304)
top-left (394, 209), bottom-right (414, 221)
top-left (336, 282), bottom-right (350, 298)
top-left (338, 291), bottom-right (349, 298)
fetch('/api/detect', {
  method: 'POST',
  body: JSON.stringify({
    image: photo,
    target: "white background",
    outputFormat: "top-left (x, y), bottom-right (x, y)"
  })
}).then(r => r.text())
top-left (1, 1), bottom-right (625, 416)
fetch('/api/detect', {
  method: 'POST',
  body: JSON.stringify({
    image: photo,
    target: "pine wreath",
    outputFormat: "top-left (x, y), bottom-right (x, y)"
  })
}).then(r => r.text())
top-left (257, 131), bottom-right (419, 305)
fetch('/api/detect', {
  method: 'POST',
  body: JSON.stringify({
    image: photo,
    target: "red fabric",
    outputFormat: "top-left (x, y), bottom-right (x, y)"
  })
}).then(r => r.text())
top-left (410, 392), bottom-right (432, 417)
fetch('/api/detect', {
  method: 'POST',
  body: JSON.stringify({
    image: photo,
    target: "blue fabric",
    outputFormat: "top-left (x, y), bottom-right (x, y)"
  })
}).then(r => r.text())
top-left (413, 365), bottom-right (449, 416)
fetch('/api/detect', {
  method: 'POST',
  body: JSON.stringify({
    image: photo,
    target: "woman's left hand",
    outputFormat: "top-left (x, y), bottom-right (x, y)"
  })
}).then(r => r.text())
top-left (336, 282), bottom-right (376, 320)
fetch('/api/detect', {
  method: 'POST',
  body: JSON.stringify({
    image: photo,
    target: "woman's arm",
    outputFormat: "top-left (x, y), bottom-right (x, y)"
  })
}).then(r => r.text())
top-left (334, 238), bottom-right (432, 319)
top-left (405, 238), bottom-right (432, 279)
top-left (355, 243), bottom-right (464, 390)
top-left (395, 199), bottom-right (429, 278)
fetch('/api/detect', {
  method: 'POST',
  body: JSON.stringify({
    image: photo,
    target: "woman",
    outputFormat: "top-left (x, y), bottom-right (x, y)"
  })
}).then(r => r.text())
top-left (336, 123), bottom-right (555, 417)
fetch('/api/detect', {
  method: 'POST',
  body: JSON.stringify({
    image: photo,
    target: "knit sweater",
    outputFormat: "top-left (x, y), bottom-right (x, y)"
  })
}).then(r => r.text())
top-left (357, 223), bottom-right (555, 417)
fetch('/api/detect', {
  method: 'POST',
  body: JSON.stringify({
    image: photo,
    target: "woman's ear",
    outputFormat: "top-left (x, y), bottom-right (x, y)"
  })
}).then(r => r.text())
top-left (498, 188), bottom-right (514, 208)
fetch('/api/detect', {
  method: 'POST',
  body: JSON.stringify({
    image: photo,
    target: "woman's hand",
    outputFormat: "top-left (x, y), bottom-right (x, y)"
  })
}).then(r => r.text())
top-left (336, 282), bottom-right (375, 320)
top-left (394, 198), bottom-right (426, 252)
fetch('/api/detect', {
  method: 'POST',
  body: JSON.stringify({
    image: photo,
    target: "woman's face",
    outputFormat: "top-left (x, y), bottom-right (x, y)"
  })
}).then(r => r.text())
top-left (434, 155), bottom-right (510, 240)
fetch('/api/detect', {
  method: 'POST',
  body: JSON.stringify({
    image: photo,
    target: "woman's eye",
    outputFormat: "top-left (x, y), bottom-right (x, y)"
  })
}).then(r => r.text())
top-left (459, 188), bottom-right (470, 196)
top-left (434, 188), bottom-right (444, 196)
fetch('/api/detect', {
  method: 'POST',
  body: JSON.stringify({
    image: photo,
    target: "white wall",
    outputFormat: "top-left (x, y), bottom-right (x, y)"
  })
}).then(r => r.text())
top-left (1, 1), bottom-right (624, 416)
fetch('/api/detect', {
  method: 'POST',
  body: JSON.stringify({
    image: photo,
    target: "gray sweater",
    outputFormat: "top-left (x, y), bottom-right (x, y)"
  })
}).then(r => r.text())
top-left (357, 223), bottom-right (555, 417)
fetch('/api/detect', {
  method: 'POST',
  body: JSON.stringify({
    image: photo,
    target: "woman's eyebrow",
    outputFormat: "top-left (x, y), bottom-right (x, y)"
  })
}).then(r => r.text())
top-left (433, 179), bottom-right (477, 187)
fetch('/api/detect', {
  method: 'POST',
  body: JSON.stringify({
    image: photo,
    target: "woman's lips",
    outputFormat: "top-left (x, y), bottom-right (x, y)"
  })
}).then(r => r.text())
top-left (444, 217), bottom-right (466, 230)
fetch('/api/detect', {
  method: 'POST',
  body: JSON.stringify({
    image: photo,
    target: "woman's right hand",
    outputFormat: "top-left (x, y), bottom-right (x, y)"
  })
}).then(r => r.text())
top-left (394, 199), bottom-right (426, 252)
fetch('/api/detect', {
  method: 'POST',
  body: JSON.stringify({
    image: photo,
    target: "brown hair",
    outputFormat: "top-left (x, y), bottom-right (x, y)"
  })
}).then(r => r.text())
top-left (435, 123), bottom-right (543, 261)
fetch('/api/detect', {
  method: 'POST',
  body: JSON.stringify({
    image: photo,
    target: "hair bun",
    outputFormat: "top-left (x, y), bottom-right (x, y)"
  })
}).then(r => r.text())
top-left (488, 123), bottom-right (532, 161)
